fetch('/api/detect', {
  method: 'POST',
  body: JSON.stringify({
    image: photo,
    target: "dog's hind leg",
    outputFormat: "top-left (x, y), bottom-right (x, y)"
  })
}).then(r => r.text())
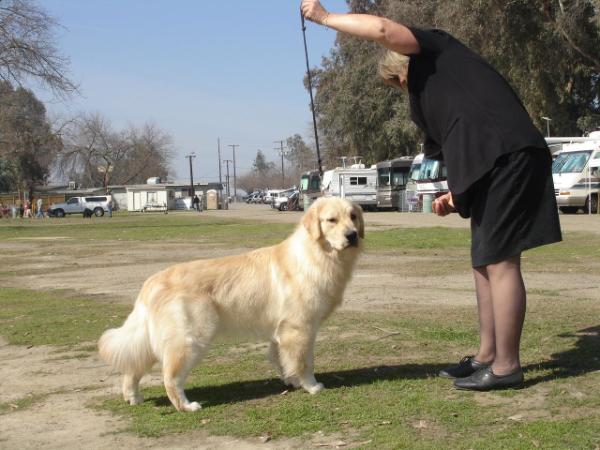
top-left (161, 299), bottom-right (218, 412)
top-left (163, 344), bottom-right (206, 412)
top-left (276, 323), bottom-right (323, 394)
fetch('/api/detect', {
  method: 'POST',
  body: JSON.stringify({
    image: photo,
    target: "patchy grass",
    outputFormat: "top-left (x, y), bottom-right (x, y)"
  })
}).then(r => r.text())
top-left (1, 214), bottom-right (600, 448)
top-left (0, 288), bottom-right (128, 347)
top-left (0, 393), bottom-right (51, 415)
top-left (94, 301), bottom-right (600, 448)
top-left (0, 215), bottom-right (295, 247)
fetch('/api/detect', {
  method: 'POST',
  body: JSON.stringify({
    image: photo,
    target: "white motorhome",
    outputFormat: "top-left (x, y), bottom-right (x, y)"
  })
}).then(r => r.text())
top-left (321, 162), bottom-right (378, 209)
top-left (551, 131), bottom-right (600, 214)
top-left (404, 153), bottom-right (449, 212)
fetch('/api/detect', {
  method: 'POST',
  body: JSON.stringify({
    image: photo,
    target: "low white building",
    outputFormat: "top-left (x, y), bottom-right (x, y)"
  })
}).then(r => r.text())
top-left (126, 184), bottom-right (176, 211)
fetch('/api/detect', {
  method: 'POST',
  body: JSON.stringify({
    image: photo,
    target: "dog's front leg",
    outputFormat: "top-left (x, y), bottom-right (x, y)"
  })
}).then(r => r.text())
top-left (276, 323), bottom-right (323, 394)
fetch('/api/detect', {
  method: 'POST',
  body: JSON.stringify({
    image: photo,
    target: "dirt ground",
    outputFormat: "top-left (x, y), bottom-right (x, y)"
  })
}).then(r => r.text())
top-left (1, 204), bottom-right (599, 449)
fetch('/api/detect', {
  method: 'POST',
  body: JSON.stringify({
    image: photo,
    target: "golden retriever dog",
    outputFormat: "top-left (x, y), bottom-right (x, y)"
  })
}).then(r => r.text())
top-left (98, 198), bottom-right (364, 412)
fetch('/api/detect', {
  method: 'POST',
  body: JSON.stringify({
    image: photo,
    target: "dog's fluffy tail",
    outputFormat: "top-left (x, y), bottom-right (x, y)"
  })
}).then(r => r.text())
top-left (98, 302), bottom-right (155, 375)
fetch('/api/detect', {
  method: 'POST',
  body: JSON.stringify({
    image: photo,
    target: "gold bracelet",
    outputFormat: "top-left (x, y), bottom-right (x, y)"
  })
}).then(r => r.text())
top-left (322, 12), bottom-right (330, 27)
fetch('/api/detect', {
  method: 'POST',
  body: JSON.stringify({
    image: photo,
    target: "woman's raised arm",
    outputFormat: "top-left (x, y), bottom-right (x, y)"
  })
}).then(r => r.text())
top-left (301, 0), bottom-right (420, 55)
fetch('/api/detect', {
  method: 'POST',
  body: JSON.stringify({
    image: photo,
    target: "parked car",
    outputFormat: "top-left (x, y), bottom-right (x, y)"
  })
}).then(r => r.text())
top-left (275, 190), bottom-right (300, 211)
top-left (48, 195), bottom-right (112, 217)
top-left (246, 193), bottom-right (263, 204)
top-left (273, 189), bottom-right (299, 211)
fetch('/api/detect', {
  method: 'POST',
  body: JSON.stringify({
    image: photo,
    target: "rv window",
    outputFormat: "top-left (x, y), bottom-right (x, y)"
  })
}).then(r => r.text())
top-left (300, 177), bottom-right (309, 191)
top-left (419, 159), bottom-right (440, 180)
top-left (378, 168), bottom-right (391, 187)
top-left (409, 163), bottom-right (421, 181)
top-left (350, 177), bottom-right (367, 185)
top-left (392, 167), bottom-right (410, 187)
top-left (552, 151), bottom-right (592, 174)
top-left (310, 177), bottom-right (320, 190)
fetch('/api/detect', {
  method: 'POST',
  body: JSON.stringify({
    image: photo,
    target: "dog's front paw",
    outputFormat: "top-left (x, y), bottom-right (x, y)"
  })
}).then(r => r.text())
top-left (305, 382), bottom-right (325, 395)
top-left (183, 401), bottom-right (202, 412)
top-left (126, 394), bottom-right (144, 406)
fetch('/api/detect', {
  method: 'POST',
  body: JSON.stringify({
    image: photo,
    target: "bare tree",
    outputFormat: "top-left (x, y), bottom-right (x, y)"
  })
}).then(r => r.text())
top-left (58, 113), bottom-right (173, 188)
top-left (0, 0), bottom-right (77, 97)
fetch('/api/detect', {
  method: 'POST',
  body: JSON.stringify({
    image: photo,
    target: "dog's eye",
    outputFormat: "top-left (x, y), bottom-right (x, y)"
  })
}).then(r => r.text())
top-left (326, 218), bottom-right (338, 224)
top-left (350, 213), bottom-right (357, 221)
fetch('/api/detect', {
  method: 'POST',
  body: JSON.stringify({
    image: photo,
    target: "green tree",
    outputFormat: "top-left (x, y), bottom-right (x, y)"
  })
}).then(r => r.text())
top-left (0, 81), bottom-right (60, 193)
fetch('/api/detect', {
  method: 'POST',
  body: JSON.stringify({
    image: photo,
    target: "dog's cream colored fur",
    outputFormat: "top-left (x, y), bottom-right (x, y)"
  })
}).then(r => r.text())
top-left (98, 198), bottom-right (364, 412)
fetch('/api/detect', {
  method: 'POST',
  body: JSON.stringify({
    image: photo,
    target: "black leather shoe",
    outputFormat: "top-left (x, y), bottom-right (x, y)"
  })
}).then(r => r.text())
top-left (439, 356), bottom-right (489, 379)
top-left (454, 367), bottom-right (524, 391)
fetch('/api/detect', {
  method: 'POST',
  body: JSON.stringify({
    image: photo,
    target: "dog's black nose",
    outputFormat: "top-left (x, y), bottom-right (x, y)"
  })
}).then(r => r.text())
top-left (345, 231), bottom-right (358, 246)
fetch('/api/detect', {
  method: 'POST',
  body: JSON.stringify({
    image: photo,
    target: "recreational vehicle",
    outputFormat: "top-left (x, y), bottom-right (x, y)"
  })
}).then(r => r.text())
top-left (299, 170), bottom-right (322, 210)
top-left (321, 163), bottom-right (378, 209)
top-left (405, 153), bottom-right (449, 212)
top-left (376, 156), bottom-right (414, 210)
top-left (551, 131), bottom-right (600, 214)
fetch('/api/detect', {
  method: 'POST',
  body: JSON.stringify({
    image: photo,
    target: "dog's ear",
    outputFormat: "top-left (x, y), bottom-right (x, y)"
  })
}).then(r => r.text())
top-left (354, 204), bottom-right (365, 238)
top-left (302, 201), bottom-right (322, 240)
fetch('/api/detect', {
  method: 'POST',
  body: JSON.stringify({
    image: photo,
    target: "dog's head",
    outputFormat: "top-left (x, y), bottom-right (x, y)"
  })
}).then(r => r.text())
top-left (302, 197), bottom-right (364, 251)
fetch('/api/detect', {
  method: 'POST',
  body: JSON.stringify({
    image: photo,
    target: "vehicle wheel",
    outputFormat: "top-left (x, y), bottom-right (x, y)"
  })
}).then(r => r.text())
top-left (55, 209), bottom-right (65, 218)
top-left (584, 195), bottom-right (598, 214)
top-left (279, 203), bottom-right (288, 211)
top-left (94, 207), bottom-right (104, 217)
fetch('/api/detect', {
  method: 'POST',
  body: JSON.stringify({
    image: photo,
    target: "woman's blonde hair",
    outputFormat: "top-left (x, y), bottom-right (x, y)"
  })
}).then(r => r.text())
top-left (378, 50), bottom-right (410, 84)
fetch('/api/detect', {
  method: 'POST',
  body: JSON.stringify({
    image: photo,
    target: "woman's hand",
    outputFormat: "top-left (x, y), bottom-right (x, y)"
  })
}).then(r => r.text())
top-left (432, 192), bottom-right (456, 217)
top-left (301, 0), bottom-right (329, 25)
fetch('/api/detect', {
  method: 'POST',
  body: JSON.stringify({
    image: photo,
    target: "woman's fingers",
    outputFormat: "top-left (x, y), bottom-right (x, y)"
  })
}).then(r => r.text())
top-left (301, 0), bottom-right (327, 23)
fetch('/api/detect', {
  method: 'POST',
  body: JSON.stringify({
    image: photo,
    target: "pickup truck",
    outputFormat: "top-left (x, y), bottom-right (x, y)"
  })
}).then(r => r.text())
top-left (48, 195), bottom-right (112, 217)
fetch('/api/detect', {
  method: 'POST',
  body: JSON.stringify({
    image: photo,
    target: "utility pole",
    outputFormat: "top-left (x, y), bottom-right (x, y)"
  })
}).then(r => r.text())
top-left (274, 140), bottom-right (287, 188)
top-left (223, 159), bottom-right (232, 199)
top-left (217, 138), bottom-right (223, 189)
top-left (228, 144), bottom-right (239, 202)
top-left (185, 153), bottom-right (196, 197)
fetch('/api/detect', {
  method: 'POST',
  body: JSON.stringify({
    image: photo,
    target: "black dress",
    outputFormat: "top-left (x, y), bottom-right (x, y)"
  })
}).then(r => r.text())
top-left (406, 28), bottom-right (562, 266)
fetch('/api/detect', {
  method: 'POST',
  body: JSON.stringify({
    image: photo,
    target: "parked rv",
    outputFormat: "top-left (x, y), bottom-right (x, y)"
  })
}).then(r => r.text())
top-left (405, 153), bottom-right (449, 212)
top-left (299, 170), bottom-right (322, 210)
top-left (321, 163), bottom-right (378, 210)
top-left (552, 131), bottom-right (600, 214)
top-left (376, 156), bottom-right (413, 210)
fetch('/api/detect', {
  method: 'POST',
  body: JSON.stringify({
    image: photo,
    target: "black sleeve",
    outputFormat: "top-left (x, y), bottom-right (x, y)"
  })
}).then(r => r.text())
top-left (408, 28), bottom-right (449, 54)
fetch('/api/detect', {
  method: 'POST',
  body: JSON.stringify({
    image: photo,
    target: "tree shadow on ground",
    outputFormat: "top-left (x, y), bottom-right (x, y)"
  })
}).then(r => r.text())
top-left (150, 362), bottom-right (448, 408)
top-left (524, 325), bottom-right (600, 387)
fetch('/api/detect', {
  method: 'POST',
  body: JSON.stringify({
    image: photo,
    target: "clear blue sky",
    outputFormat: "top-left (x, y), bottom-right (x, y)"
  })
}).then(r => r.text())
top-left (37, 0), bottom-right (349, 183)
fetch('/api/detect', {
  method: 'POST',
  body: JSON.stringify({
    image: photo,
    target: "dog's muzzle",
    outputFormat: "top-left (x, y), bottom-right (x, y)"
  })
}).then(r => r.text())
top-left (345, 231), bottom-right (359, 247)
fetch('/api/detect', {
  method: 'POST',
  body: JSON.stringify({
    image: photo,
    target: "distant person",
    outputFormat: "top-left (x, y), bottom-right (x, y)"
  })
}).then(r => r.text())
top-left (106, 195), bottom-right (113, 218)
top-left (23, 200), bottom-right (32, 218)
top-left (301, 0), bottom-right (562, 391)
top-left (36, 198), bottom-right (44, 218)
top-left (193, 194), bottom-right (200, 212)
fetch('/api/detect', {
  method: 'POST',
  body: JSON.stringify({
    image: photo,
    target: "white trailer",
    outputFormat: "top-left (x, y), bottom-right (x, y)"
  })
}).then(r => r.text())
top-left (550, 131), bottom-right (600, 214)
top-left (321, 164), bottom-right (378, 209)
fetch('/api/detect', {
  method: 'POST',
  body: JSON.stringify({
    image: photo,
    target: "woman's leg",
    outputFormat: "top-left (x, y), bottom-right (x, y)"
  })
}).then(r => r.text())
top-left (473, 267), bottom-right (495, 364)
top-left (486, 254), bottom-right (526, 375)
